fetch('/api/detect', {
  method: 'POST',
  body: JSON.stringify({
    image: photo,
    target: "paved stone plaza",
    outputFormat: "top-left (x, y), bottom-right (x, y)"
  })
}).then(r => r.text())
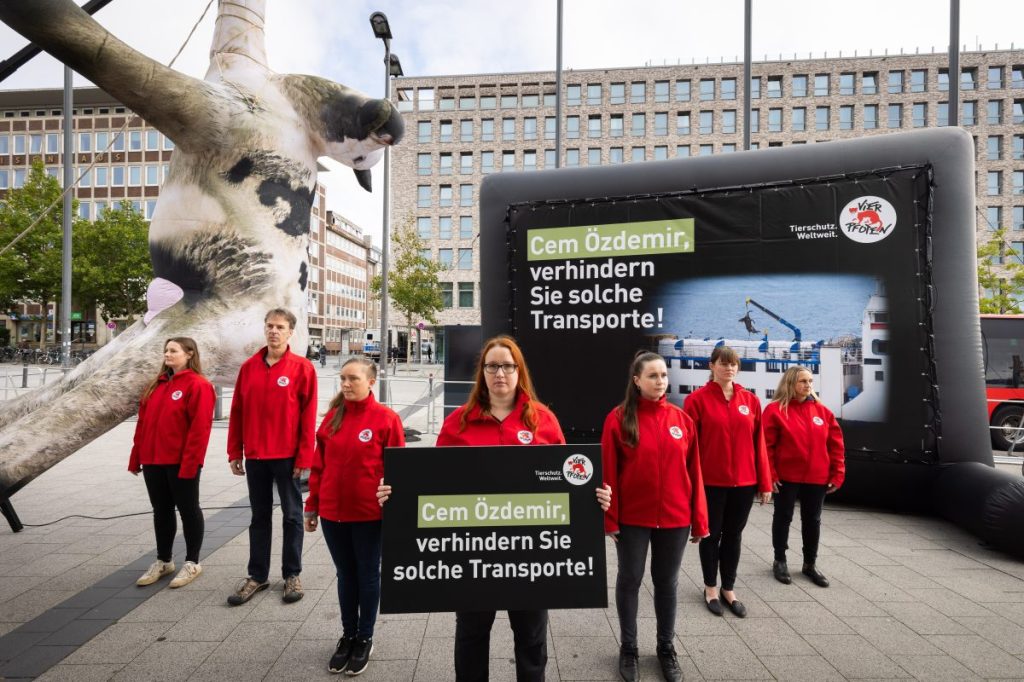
top-left (1, 363), bottom-right (1023, 681)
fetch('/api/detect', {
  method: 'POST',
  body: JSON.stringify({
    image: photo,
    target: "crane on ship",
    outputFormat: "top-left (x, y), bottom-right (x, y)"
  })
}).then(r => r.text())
top-left (744, 298), bottom-right (802, 342)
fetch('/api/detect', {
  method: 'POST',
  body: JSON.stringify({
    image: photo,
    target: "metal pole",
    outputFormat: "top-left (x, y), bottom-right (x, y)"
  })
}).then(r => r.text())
top-left (378, 38), bottom-right (391, 403)
top-left (743, 0), bottom-right (752, 150)
top-left (554, 0), bottom-right (563, 168)
top-left (60, 66), bottom-right (73, 371)
top-left (948, 0), bottom-right (960, 127)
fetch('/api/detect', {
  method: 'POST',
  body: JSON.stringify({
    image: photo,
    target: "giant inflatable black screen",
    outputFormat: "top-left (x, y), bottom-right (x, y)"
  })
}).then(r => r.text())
top-left (479, 128), bottom-right (1024, 558)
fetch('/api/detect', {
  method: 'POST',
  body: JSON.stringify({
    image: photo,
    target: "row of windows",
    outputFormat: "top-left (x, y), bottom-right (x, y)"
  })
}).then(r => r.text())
top-left (322, 279), bottom-right (367, 301)
top-left (439, 282), bottom-right (475, 309)
top-left (324, 230), bottom-right (367, 259)
top-left (399, 65), bottom-right (1024, 111)
top-left (414, 214), bottom-right (475, 240)
top-left (0, 164), bottom-right (169, 190)
top-left (984, 206), bottom-right (1024, 231)
top-left (0, 130), bottom-right (174, 154)
top-left (2, 106), bottom-right (127, 118)
top-left (414, 100), bottom-right (1023, 150)
top-left (426, 247), bottom-right (474, 270)
top-left (983, 171), bottom-right (1024, 196)
top-left (75, 199), bottom-right (156, 221)
top-left (325, 256), bottom-right (367, 283)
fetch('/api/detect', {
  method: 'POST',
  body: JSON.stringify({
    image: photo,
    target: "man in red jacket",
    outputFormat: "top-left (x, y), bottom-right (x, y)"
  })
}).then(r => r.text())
top-left (226, 308), bottom-right (318, 606)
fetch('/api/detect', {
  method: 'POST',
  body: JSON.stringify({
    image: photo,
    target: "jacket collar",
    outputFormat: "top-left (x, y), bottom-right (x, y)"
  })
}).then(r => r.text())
top-left (704, 380), bottom-right (746, 399)
top-left (159, 368), bottom-right (195, 383)
top-left (637, 394), bottom-right (667, 412)
top-left (467, 390), bottom-right (529, 422)
top-left (344, 391), bottom-right (377, 412)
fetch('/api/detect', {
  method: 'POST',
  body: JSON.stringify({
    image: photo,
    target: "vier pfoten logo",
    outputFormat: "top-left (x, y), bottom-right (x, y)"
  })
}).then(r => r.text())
top-left (563, 454), bottom-right (593, 485)
top-left (358, 429), bottom-right (373, 443)
top-left (840, 196), bottom-right (896, 244)
top-left (171, 390), bottom-right (183, 401)
top-left (277, 376), bottom-right (290, 387)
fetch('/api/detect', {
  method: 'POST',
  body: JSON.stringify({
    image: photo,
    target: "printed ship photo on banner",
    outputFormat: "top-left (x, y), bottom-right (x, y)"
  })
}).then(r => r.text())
top-left (380, 445), bottom-right (607, 614)
top-left (479, 129), bottom-right (1024, 558)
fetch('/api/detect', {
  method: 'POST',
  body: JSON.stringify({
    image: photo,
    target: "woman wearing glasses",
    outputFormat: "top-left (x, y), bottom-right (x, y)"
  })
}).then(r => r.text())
top-left (602, 351), bottom-right (708, 682)
top-left (378, 335), bottom-right (610, 682)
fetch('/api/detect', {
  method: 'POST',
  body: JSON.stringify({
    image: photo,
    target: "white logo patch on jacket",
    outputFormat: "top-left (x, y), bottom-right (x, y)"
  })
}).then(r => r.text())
top-left (517, 430), bottom-right (533, 444)
top-left (277, 376), bottom-right (290, 387)
top-left (812, 416), bottom-right (824, 426)
top-left (171, 390), bottom-right (183, 401)
top-left (738, 405), bottom-right (750, 415)
top-left (358, 428), bottom-right (373, 443)
top-left (669, 425), bottom-right (683, 439)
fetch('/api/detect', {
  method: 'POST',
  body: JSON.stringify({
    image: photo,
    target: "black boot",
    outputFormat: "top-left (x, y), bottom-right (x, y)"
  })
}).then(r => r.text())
top-left (656, 642), bottom-right (682, 682)
top-left (772, 560), bottom-right (792, 584)
top-left (802, 563), bottom-right (830, 587)
top-left (619, 643), bottom-right (640, 682)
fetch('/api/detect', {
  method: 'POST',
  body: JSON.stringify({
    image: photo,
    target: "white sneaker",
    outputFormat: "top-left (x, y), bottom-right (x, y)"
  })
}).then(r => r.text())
top-left (137, 559), bottom-right (175, 586)
top-left (169, 561), bottom-right (202, 588)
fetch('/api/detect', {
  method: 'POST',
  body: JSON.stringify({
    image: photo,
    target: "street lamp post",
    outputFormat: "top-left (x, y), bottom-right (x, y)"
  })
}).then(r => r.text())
top-left (369, 12), bottom-right (402, 402)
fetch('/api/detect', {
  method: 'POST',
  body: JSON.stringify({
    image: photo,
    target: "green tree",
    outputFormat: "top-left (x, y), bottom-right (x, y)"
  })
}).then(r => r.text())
top-left (0, 160), bottom-right (71, 347)
top-left (978, 228), bottom-right (1024, 314)
top-left (73, 203), bottom-right (153, 323)
top-left (371, 222), bottom-right (445, 362)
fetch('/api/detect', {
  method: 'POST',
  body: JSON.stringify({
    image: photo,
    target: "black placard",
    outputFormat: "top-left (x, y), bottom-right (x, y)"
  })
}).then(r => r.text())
top-left (380, 444), bottom-right (607, 613)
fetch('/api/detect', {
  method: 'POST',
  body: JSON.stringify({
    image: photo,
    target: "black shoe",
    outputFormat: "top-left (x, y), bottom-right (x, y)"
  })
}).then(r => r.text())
top-left (802, 564), bottom-right (830, 587)
top-left (328, 636), bottom-right (354, 674)
top-left (772, 560), bottom-right (792, 584)
top-left (656, 642), bottom-right (682, 682)
top-left (618, 643), bottom-right (639, 682)
top-left (346, 637), bottom-right (373, 676)
top-left (705, 597), bottom-right (724, 616)
top-left (722, 596), bottom-right (747, 618)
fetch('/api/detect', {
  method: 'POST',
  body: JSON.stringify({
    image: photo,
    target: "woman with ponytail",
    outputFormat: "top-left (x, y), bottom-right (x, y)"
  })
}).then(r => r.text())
top-left (602, 351), bottom-right (708, 682)
top-left (304, 357), bottom-right (404, 676)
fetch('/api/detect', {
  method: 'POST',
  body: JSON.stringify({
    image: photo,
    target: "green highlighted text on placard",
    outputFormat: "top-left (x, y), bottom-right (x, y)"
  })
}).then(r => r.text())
top-left (527, 219), bottom-right (694, 262)
top-left (418, 493), bottom-right (570, 528)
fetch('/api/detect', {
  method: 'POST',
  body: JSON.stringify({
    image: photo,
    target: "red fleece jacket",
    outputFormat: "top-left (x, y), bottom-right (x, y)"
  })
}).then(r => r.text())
top-left (763, 397), bottom-right (846, 488)
top-left (129, 369), bottom-right (215, 479)
top-left (436, 391), bottom-right (565, 447)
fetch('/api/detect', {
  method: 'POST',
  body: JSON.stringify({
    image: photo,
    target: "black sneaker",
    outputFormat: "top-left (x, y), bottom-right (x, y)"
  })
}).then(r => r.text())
top-left (346, 637), bottom-right (373, 676)
top-left (656, 642), bottom-right (682, 682)
top-left (618, 643), bottom-right (639, 682)
top-left (329, 636), bottom-right (354, 674)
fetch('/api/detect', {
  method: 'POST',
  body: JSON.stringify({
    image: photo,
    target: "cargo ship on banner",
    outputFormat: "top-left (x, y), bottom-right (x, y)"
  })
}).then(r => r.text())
top-left (657, 281), bottom-right (888, 422)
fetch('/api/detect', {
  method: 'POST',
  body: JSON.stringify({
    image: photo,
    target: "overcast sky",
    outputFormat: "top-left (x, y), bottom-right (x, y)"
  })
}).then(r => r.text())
top-left (1, 0), bottom-right (1021, 243)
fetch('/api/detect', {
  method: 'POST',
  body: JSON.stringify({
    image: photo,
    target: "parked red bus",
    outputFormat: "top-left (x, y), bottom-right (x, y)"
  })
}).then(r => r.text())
top-left (981, 314), bottom-right (1024, 449)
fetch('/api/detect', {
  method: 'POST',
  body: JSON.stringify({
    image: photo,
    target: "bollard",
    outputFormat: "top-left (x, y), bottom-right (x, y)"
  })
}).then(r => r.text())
top-left (214, 386), bottom-right (224, 420)
top-left (427, 374), bottom-right (434, 432)
top-left (22, 356), bottom-right (29, 389)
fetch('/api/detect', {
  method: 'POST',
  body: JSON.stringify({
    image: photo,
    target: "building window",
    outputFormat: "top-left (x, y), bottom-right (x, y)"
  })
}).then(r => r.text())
top-left (609, 147), bottom-right (624, 164)
top-left (630, 146), bottom-right (645, 163)
top-left (438, 248), bottom-right (453, 267)
top-left (587, 83), bottom-right (601, 105)
top-left (675, 79), bottom-right (691, 102)
top-left (566, 84), bottom-right (581, 106)
top-left (1013, 134), bottom-right (1024, 160)
top-left (912, 102), bottom-right (928, 127)
top-left (699, 110), bottom-right (713, 134)
top-left (839, 73), bottom-right (855, 95)
top-left (862, 104), bottom-right (878, 130)
top-left (479, 95), bottom-right (496, 110)
top-left (815, 106), bottom-right (830, 131)
top-left (938, 102), bottom-right (949, 127)
top-left (417, 153), bottom-right (431, 175)
top-left (112, 166), bottom-right (125, 186)
top-left (987, 171), bottom-right (1002, 195)
top-left (888, 70), bottom-right (904, 94)
top-left (987, 135), bottom-right (1002, 161)
top-left (962, 67), bottom-right (977, 91)
top-left (655, 80), bottom-right (670, 103)
top-left (587, 148), bottom-right (600, 166)
top-left (458, 282), bottom-right (474, 307)
top-left (988, 100), bottom-right (1003, 125)
top-left (416, 184), bottom-right (432, 210)
top-left (722, 143), bottom-right (736, 153)
top-left (862, 71), bottom-right (878, 95)
top-left (522, 94), bottom-right (539, 108)
top-left (749, 109), bottom-right (759, 133)
top-left (699, 144), bottom-right (713, 156)
top-left (768, 108), bottom-right (782, 132)
top-left (1014, 171), bottom-right (1024, 195)
top-left (501, 150), bottom-right (515, 170)
top-left (523, 117), bottom-right (537, 141)
top-left (481, 119), bottom-right (495, 141)
top-left (792, 107), bottom-right (806, 132)
top-left (566, 116), bottom-right (580, 139)
top-left (654, 112), bottom-right (668, 136)
top-left (566, 148), bottom-right (580, 167)
top-left (439, 216), bottom-right (453, 239)
top-left (439, 185), bottom-right (453, 207)
top-left (146, 130), bottom-right (159, 150)
top-left (814, 73), bottom-right (829, 96)
top-left (699, 78), bottom-right (715, 100)
top-left (722, 110), bottom-right (737, 134)
top-left (791, 74), bottom-right (807, 97)
top-left (457, 248), bottom-right (472, 270)
top-left (500, 94), bottom-right (517, 109)
top-left (676, 111), bottom-right (691, 135)
top-left (417, 120), bottom-right (431, 143)
top-left (439, 153), bottom-right (453, 175)
top-left (749, 77), bottom-right (761, 99)
top-left (502, 118), bottom-right (515, 141)
top-left (1013, 99), bottom-right (1024, 124)
top-left (459, 152), bottom-right (473, 175)
top-left (1013, 66), bottom-right (1024, 88)
top-left (523, 150), bottom-right (537, 171)
top-left (888, 103), bottom-right (903, 129)
top-left (440, 282), bottom-right (453, 308)
top-left (630, 81), bottom-right (646, 103)
top-left (988, 66), bottom-right (1004, 89)
top-left (481, 151), bottom-right (494, 174)
top-left (610, 82), bottom-right (626, 105)
top-left (962, 100), bottom-right (977, 126)
top-left (654, 145), bottom-right (668, 160)
top-left (721, 78), bottom-right (736, 100)
top-left (610, 114), bottom-right (624, 138)
top-left (544, 116), bottom-right (556, 140)
top-left (910, 69), bottom-right (927, 92)
top-left (460, 216), bottom-right (473, 239)
top-left (460, 184), bottom-right (473, 206)
top-left (938, 69), bottom-right (950, 92)
top-left (417, 217), bottom-right (432, 239)
top-left (987, 206), bottom-right (1003, 230)
top-left (631, 113), bottom-right (645, 136)
top-left (439, 96), bottom-right (455, 110)
top-left (1014, 206), bottom-right (1024, 230)
top-left (129, 131), bottom-right (142, 151)
top-left (587, 115), bottom-right (602, 138)
top-left (460, 119), bottom-right (473, 142)
top-left (676, 145), bottom-right (690, 157)
top-left (767, 76), bottom-right (783, 98)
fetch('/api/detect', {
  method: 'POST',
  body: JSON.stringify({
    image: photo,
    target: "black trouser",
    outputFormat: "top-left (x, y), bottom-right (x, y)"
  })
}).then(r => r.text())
top-left (615, 524), bottom-right (688, 648)
top-left (142, 464), bottom-right (203, 563)
top-left (454, 609), bottom-right (547, 682)
top-left (245, 457), bottom-right (304, 583)
top-left (771, 481), bottom-right (829, 565)
top-left (699, 485), bottom-right (756, 591)
top-left (321, 519), bottom-right (382, 639)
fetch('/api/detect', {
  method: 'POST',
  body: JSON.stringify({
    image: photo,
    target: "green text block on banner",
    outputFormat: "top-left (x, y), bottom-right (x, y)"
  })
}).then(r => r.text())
top-left (527, 219), bottom-right (694, 261)
top-left (418, 493), bottom-right (570, 528)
